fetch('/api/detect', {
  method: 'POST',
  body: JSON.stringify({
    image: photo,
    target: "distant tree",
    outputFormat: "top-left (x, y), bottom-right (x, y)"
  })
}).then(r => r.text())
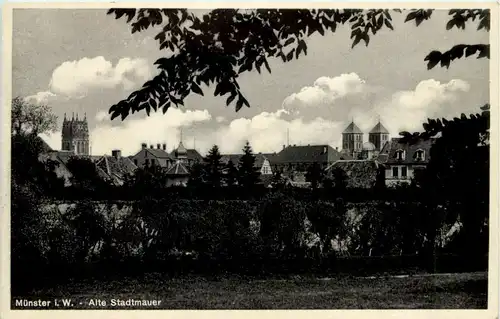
top-left (237, 141), bottom-right (261, 189)
top-left (66, 157), bottom-right (106, 192)
top-left (187, 161), bottom-right (206, 188)
top-left (203, 145), bottom-right (224, 188)
top-left (224, 160), bottom-right (238, 187)
top-left (107, 9), bottom-right (489, 120)
top-left (307, 200), bottom-right (347, 255)
top-left (124, 165), bottom-right (168, 195)
top-left (270, 170), bottom-right (287, 189)
top-left (10, 97), bottom-right (63, 195)
top-left (11, 97), bottom-right (57, 136)
top-left (305, 162), bottom-right (325, 189)
top-left (411, 105), bottom-right (490, 257)
top-left (330, 167), bottom-right (348, 192)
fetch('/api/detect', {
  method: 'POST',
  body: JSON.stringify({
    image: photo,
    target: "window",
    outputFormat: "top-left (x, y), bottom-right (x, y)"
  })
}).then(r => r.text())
top-left (145, 159), bottom-right (150, 166)
top-left (401, 166), bottom-right (407, 178)
top-left (395, 149), bottom-right (405, 161)
top-left (392, 167), bottom-right (398, 177)
top-left (415, 150), bottom-right (425, 161)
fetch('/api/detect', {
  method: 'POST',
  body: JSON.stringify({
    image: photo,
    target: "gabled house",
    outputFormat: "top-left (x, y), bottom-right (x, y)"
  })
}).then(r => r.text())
top-left (377, 137), bottom-right (435, 186)
top-left (324, 159), bottom-right (385, 189)
top-left (94, 150), bottom-right (138, 186)
top-left (131, 143), bottom-right (173, 169)
top-left (271, 144), bottom-right (352, 173)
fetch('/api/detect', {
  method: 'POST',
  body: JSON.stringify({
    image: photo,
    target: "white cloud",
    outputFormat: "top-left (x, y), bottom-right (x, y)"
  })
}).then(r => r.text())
top-left (24, 91), bottom-right (57, 105)
top-left (363, 79), bottom-right (471, 136)
top-left (89, 107), bottom-right (211, 155)
top-left (39, 74), bottom-right (472, 157)
top-left (206, 110), bottom-right (343, 154)
top-left (282, 72), bottom-right (369, 120)
top-left (48, 56), bottom-right (153, 98)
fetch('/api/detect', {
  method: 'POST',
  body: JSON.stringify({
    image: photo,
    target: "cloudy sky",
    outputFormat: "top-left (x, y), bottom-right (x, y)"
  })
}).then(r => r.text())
top-left (13, 9), bottom-right (489, 156)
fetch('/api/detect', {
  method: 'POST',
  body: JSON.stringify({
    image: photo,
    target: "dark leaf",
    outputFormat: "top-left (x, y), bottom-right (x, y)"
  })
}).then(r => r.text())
top-left (226, 93), bottom-right (237, 106)
top-left (384, 19), bottom-right (394, 30)
top-left (284, 37), bottom-right (295, 46)
top-left (191, 82), bottom-right (204, 96)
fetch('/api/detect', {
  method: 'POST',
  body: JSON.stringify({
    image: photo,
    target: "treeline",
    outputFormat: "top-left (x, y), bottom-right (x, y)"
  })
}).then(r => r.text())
top-left (12, 193), bottom-right (488, 294)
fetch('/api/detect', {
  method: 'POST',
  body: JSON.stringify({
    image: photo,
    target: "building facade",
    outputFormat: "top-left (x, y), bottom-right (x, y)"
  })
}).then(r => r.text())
top-left (61, 113), bottom-right (90, 155)
top-left (377, 137), bottom-right (435, 186)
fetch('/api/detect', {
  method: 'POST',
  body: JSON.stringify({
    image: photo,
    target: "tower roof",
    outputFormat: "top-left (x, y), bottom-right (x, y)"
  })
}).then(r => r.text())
top-left (176, 141), bottom-right (187, 155)
top-left (343, 121), bottom-right (363, 134)
top-left (369, 121), bottom-right (389, 134)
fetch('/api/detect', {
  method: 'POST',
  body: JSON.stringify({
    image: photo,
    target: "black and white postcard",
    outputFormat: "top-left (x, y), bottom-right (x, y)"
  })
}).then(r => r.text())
top-left (1, 2), bottom-right (498, 319)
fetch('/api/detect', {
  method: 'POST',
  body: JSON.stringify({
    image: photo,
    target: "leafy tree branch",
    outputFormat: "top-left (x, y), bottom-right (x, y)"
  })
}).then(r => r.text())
top-left (107, 9), bottom-right (490, 120)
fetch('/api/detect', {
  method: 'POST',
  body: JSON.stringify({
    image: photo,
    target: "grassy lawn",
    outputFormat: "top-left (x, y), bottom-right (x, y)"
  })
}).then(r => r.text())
top-left (13, 272), bottom-right (487, 309)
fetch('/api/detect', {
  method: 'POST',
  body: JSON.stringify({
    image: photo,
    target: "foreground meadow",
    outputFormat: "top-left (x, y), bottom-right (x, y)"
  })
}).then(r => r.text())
top-left (13, 272), bottom-right (487, 309)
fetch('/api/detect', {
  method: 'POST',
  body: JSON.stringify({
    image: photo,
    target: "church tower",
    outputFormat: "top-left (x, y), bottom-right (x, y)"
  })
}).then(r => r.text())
top-left (61, 112), bottom-right (90, 155)
top-left (342, 121), bottom-right (363, 158)
top-left (369, 119), bottom-right (390, 151)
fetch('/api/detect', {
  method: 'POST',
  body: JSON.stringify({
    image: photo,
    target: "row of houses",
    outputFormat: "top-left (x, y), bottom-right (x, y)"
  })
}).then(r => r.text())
top-left (38, 134), bottom-right (434, 189)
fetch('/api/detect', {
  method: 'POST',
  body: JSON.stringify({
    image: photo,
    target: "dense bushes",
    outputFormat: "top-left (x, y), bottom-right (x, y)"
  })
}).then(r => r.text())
top-left (11, 192), bottom-right (488, 293)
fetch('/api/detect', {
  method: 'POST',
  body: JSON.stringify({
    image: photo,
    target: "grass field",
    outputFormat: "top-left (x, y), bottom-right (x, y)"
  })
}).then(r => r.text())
top-left (13, 272), bottom-right (487, 309)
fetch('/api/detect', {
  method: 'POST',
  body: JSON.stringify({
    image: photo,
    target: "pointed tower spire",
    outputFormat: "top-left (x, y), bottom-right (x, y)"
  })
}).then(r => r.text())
top-left (76, 113), bottom-right (79, 121)
top-left (72, 112), bottom-right (75, 120)
top-left (84, 112), bottom-right (87, 120)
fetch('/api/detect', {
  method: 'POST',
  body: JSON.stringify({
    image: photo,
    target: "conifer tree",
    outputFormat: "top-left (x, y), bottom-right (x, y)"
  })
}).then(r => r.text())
top-left (224, 160), bottom-right (238, 187)
top-left (203, 145), bottom-right (224, 188)
top-left (237, 141), bottom-right (261, 189)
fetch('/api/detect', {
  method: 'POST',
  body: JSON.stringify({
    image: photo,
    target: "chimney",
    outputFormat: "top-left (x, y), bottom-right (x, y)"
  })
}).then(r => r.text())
top-left (112, 150), bottom-right (121, 159)
top-left (162, 143), bottom-right (167, 151)
top-left (150, 144), bottom-right (154, 149)
top-left (323, 146), bottom-right (327, 153)
top-left (283, 144), bottom-right (286, 149)
top-left (336, 147), bottom-right (338, 151)
top-left (157, 143), bottom-right (161, 149)
top-left (141, 143), bottom-right (147, 150)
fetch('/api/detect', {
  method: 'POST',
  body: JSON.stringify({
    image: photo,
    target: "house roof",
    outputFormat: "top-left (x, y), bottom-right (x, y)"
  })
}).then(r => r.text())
top-left (95, 155), bottom-right (138, 185)
top-left (171, 147), bottom-right (203, 162)
top-left (343, 121), bottom-right (363, 134)
top-left (379, 137), bottom-right (435, 165)
top-left (325, 159), bottom-right (383, 189)
top-left (146, 148), bottom-right (173, 159)
top-left (272, 145), bottom-right (352, 164)
top-left (369, 121), bottom-right (389, 134)
top-left (165, 160), bottom-right (190, 176)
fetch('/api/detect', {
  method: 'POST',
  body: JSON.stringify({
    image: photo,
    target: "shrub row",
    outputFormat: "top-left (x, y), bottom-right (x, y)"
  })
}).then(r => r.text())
top-left (11, 191), bottom-right (489, 293)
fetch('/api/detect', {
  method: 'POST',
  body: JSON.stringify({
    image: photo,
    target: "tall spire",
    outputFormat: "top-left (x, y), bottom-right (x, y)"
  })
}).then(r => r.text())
top-left (84, 112), bottom-right (87, 120)
top-left (63, 113), bottom-right (67, 122)
top-left (180, 127), bottom-right (183, 143)
top-left (72, 112), bottom-right (75, 120)
top-left (76, 113), bottom-right (79, 120)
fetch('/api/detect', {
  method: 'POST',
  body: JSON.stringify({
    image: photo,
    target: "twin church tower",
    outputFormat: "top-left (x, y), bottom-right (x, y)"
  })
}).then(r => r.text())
top-left (341, 120), bottom-right (389, 159)
top-left (61, 113), bottom-right (90, 155)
